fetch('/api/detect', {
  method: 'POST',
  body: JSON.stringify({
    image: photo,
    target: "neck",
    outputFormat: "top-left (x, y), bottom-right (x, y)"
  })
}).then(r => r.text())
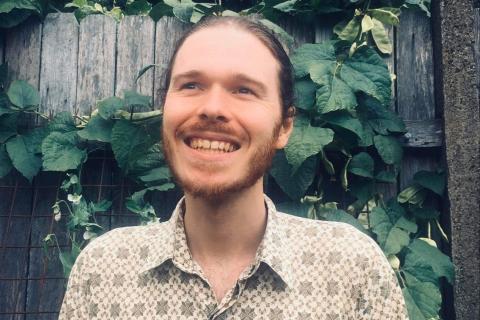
top-left (183, 180), bottom-right (267, 263)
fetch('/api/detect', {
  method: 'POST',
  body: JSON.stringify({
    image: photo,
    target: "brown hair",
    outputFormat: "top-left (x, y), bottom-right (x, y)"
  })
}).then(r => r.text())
top-left (164, 15), bottom-right (295, 120)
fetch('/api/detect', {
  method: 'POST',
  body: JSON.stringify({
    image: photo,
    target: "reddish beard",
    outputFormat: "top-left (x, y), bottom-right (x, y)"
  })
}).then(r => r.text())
top-left (162, 121), bottom-right (281, 201)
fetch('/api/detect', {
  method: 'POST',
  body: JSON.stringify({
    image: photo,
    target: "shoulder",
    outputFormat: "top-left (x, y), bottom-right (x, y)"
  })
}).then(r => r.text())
top-left (275, 211), bottom-right (386, 261)
top-left (72, 221), bottom-right (172, 274)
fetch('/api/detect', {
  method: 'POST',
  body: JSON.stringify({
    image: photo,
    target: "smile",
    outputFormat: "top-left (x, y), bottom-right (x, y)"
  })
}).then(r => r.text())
top-left (186, 138), bottom-right (239, 153)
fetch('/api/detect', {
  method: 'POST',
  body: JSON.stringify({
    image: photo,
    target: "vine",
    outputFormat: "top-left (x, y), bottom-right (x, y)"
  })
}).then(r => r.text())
top-left (0, 1), bottom-right (450, 319)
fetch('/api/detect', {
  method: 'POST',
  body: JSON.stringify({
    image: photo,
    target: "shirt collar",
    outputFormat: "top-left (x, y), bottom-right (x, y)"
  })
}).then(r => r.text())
top-left (140, 195), bottom-right (293, 287)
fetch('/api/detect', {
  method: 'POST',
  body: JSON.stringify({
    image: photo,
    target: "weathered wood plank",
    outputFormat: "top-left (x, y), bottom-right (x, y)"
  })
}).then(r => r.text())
top-left (402, 119), bottom-right (443, 147)
top-left (76, 15), bottom-right (116, 116)
top-left (4, 20), bottom-right (42, 87)
top-left (38, 13), bottom-right (79, 119)
top-left (277, 18), bottom-right (314, 49)
top-left (396, 10), bottom-right (435, 120)
top-left (314, 19), bottom-right (333, 43)
top-left (153, 17), bottom-right (189, 109)
top-left (475, 8), bottom-right (479, 101)
top-left (116, 16), bottom-right (155, 109)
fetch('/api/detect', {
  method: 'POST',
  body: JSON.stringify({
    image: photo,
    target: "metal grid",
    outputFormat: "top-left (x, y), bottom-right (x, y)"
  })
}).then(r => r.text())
top-left (0, 150), bottom-right (170, 319)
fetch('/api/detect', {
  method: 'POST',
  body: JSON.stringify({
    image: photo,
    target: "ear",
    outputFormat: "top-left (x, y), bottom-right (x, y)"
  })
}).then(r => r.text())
top-left (274, 109), bottom-right (294, 149)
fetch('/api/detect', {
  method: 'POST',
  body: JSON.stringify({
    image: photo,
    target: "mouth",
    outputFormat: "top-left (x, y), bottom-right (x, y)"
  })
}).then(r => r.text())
top-left (184, 137), bottom-right (240, 153)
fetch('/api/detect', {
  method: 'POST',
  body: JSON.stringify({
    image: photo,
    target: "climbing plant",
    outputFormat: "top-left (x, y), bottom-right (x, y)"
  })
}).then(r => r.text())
top-left (0, 1), bottom-right (452, 319)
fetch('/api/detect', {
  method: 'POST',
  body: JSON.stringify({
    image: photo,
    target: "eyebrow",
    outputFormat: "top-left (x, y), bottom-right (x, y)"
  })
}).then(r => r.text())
top-left (171, 70), bottom-right (269, 95)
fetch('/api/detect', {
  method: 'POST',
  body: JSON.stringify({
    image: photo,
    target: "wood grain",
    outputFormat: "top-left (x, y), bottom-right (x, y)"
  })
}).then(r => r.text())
top-left (38, 13), bottom-right (79, 120)
top-left (153, 16), bottom-right (189, 109)
top-left (116, 15), bottom-right (155, 110)
top-left (77, 15), bottom-right (116, 116)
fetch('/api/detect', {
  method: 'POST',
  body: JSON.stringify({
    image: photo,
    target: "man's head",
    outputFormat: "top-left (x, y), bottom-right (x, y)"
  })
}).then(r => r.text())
top-left (162, 16), bottom-right (295, 200)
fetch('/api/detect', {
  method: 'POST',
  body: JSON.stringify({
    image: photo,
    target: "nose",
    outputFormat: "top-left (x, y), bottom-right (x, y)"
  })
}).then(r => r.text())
top-left (197, 85), bottom-right (230, 122)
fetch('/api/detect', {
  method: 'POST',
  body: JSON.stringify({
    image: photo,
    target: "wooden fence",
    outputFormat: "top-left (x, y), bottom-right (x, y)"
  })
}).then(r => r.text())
top-left (0, 9), bottom-right (456, 319)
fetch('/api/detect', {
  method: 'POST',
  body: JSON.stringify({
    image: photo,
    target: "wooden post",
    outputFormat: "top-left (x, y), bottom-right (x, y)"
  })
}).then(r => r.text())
top-left (435, 1), bottom-right (480, 319)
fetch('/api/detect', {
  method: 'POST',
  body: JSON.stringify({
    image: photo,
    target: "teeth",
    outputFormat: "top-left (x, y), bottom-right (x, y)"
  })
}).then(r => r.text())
top-left (188, 138), bottom-right (237, 152)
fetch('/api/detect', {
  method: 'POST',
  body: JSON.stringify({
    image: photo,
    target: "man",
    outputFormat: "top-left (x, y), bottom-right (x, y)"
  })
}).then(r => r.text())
top-left (60, 16), bottom-right (408, 319)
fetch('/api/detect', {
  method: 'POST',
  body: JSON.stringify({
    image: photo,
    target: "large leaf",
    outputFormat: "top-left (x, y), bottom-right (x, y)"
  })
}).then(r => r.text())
top-left (7, 80), bottom-right (39, 110)
top-left (368, 7), bottom-right (400, 26)
top-left (0, 144), bottom-right (13, 178)
top-left (403, 239), bottom-right (454, 284)
top-left (371, 18), bottom-right (392, 54)
top-left (334, 17), bottom-right (361, 42)
top-left (149, 2), bottom-right (173, 21)
top-left (348, 152), bottom-right (374, 178)
top-left (291, 41), bottom-right (391, 114)
top-left (123, 90), bottom-right (151, 109)
top-left (111, 120), bottom-right (153, 173)
top-left (413, 170), bottom-right (445, 196)
top-left (97, 96), bottom-right (124, 120)
top-left (374, 134), bottom-right (403, 166)
top-left (294, 79), bottom-right (318, 111)
top-left (321, 111), bottom-right (364, 140)
top-left (0, 0), bottom-right (40, 13)
top-left (340, 45), bottom-right (391, 107)
top-left (0, 113), bottom-right (18, 143)
top-left (5, 134), bottom-right (41, 181)
top-left (402, 282), bottom-right (441, 320)
top-left (138, 166), bottom-right (171, 185)
top-left (370, 206), bottom-right (417, 256)
top-left (42, 132), bottom-right (87, 171)
top-left (319, 208), bottom-right (370, 235)
top-left (77, 115), bottom-right (113, 143)
top-left (270, 151), bottom-right (317, 200)
top-left (358, 96), bottom-right (406, 135)
top-left (291, 42), bottom-right (336, 78)
top-left (284, 114), bottom-right (334, 173)
top-left (47, 112), bottom-right (77, 133)
top-left (124, 0), bottom-right (151, 15)
top-left (129, 143), bottom-right (165, 176)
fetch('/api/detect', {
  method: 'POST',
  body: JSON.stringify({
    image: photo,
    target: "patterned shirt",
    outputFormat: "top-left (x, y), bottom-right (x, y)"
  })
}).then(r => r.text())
top-left (59, 195), bottom-right (408, 319)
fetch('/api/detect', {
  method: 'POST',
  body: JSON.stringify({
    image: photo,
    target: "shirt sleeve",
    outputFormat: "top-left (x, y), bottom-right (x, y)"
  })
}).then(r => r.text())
top-left (356, 240), bottom-right (409, 320)
top-left (58, 251), bottom-right (88, 319)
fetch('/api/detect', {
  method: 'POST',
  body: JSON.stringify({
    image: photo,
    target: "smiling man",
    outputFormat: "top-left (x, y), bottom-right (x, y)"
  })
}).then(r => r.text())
top-left (60, 16), bottom-right (408, 319)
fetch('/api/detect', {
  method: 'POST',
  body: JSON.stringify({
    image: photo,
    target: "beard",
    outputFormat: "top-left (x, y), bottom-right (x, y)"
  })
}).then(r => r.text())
top-left (162, 121), bottom-right (281, 202)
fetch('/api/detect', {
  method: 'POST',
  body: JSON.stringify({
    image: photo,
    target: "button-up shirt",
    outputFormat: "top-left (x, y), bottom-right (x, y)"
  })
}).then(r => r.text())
top-left (59, 195), bottom-right (408, 319)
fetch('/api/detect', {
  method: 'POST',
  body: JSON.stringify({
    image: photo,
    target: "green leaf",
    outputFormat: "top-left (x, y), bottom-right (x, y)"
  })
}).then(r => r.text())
top-left (321, 111), bottom-right (364, 140)
top-left (111, 120), bottom-right (153, 173)
top-left (270, 150), bottom-right (317, 200)
top-left (358, 96), bottom-right (406, 135)
top-left (371, 18), bottom-right (392, 54)
top-left (374, 134), bottom-right (402, 166)
top-left (77, 115), bottom-right (113, 143)
top-left (138, 166), bottom-right (171, 184)
top-left (129, 143), bottom-right (165, 176)
top-left (294, 79), bottom-right (318, 111)
top-left (149, 2), bottom-right (173, 21)
top-left (404, 239), bottom-right (454, 284)
top-left (284, 114), bottom-right (334, 173)
top-left (124, 0), bottom-right (151, 15)
top-left (340, 46), bottom-right (392, 107)
top-left (291, 42), bottom-right (336, 78)
top-left (318, 208), bottom-right (370, 235)
top-left (361, 15), bottom-right (374, 33)
top-left (273, 0), bottom-right (298, 13)
top-left (47, 112), bottom-right (76, 133)
top-left (0, 0), bottom-right (40, 13)
top-left (334, 17), bottom-right (361, 42)
top-left (7, 80), bottom-right (39, 110)
top-left (42, 132), bottom-right (87, 171)
top-left (5, 134), bottom-right (41, 181)
top-left (402, 282), bottom-right (442, 320)
top-left (97, 96), bottom-right (124, 119)
top-left (368, 8), bottom-right (400, 26)
top-left (348, 152), bottom-right (374, 178)
top-left (313, 71), bottom-right (357, 114)
top-left (397, 184), bottom-right (427, 205)
top-left (124, 90), bottom-right (151, 109)
top-left (0, 144), bottom-right (13, 178)
top-left (0, 113), bottom-right (18, 143)
top-left (90, 199), bottom-right (112, 212)
top-left (172, 3), bottom-right (194, 23)
top-left (370, 206), bottom-right (417, 256)
top-left (413, 170), bottom-right (445, 196)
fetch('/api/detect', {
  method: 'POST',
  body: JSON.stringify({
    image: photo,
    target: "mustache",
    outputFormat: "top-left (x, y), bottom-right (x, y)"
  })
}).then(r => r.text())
top-left (177, 121), bottom-right (238, 137)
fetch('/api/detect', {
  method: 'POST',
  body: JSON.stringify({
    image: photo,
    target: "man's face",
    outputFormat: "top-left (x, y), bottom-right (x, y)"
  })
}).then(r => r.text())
top-left (162, 26), bottom-right (292, 200)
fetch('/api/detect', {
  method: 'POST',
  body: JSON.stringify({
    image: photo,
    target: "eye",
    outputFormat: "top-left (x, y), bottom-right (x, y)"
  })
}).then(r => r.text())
top-left (180, 82), bottom-right (199, 90)
top-left (234, 87), bottom-right (254, 95)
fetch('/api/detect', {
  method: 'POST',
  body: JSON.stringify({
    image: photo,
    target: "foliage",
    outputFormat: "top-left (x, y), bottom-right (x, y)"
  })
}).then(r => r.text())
top-left (0, 1), bottom-right (453, 319)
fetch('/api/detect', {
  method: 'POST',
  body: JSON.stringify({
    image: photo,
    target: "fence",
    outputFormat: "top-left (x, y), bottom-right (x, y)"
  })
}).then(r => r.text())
top-left (0, 8), bottom-right (462, 319)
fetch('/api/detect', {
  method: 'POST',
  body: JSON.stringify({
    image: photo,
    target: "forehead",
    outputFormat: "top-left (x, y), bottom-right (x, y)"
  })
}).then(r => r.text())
top-left (171, 26), bottom-right (280, 86)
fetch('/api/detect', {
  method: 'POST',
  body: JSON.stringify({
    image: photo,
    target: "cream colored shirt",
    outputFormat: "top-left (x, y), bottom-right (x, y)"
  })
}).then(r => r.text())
top-left (59, 195), bottom-right (408, 319)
